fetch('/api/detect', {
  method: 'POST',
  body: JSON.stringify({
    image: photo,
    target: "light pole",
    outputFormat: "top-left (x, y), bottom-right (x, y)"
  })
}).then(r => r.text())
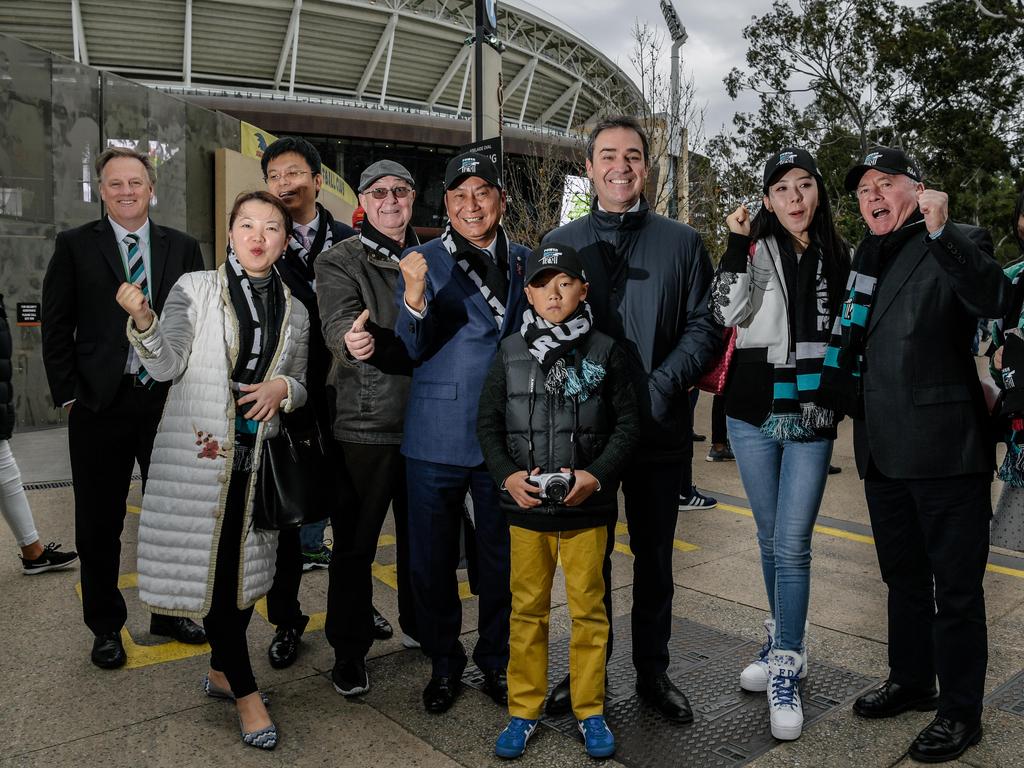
top-left (659, 0), bottom-right (687, 220)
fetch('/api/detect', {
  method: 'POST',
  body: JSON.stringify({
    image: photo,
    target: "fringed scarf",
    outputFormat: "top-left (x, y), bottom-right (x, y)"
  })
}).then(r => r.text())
top-left (761, 241), bottom-right (835, 440)
top-left (284, 202), bottom-right (336, 285)
top-left (520, 301), bottom-right (605, 401)
top-left (225, 248), bottom-right (285, 471)
top-left (359, 217), bottom-right (419, 263)
top-left (441, 222), bottom-right (510, 328)
top-left (817, 213), bottom-right (926, 418)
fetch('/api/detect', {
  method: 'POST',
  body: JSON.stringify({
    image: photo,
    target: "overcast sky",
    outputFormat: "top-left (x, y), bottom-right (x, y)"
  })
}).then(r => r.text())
top-left (535, 0), bottom-right (933, 142)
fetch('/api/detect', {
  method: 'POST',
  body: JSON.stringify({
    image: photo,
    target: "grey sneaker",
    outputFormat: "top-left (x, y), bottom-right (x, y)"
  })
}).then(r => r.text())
top-left (21, 542), bottom-right (78, 575)
top-left (332, 658), bottom-right (370, 696)
top-left (706, 444), bottom-right (735, 462)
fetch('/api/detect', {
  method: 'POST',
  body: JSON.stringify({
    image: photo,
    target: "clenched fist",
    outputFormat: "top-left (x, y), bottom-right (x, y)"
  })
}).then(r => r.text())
top-left (400, 251), bottom-right (429, 312)
top-left (344, 308), bottom-right (374, 361)
top-left (917, 188), bottom-right (949, 235)
top-left (116, 282), bottom-right (154, 332)
top-left (726, 204), bottom-right (751, 237)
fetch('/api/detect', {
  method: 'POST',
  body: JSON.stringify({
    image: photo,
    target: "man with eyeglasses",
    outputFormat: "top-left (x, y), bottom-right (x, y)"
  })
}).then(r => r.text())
top-left (315, 160), bottom-right (421, 696)
top-left (259, 137), bottom-right (374, 672)
top-left (395, 151), bottom-right (529, 714)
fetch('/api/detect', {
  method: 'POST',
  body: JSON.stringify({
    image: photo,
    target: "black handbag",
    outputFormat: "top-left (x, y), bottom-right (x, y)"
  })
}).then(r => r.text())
top-left (252, 407), bottom-right (331, 531)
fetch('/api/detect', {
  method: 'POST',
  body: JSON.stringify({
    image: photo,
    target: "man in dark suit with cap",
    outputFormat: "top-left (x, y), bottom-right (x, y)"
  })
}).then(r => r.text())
top-left (395, 151), bottom-right (530, 714)
top-left (42, 147), bottom-right (207, 669)
top-left (822, 146), bottom-right (1008, 763)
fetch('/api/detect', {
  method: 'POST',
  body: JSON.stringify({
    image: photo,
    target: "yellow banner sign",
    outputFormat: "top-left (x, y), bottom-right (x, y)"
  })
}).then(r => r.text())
top-left (240, 121), bottom-right (358, 207)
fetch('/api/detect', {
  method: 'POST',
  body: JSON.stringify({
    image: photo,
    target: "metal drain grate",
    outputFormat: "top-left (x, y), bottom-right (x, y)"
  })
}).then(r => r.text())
top-left (984, 670), bottom-right (1024, 718)
top-left (23, 473), bottom-right (142, 492)
top-left (464, 616), bottom-right (878, 768)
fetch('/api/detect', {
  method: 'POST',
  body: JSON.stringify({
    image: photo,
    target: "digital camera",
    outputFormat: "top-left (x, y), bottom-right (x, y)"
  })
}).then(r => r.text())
top-left (529, 472), bottom-right (575, 503)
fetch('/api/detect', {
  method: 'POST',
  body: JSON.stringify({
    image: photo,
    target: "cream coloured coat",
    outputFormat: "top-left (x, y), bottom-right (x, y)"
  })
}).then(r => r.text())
top-left (127, 266), bottom-right (309, 617)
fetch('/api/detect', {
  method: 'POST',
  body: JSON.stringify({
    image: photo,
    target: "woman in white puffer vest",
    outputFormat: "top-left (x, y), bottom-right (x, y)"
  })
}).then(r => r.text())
top-left (710, 148), bottom-right (850, 742)
top-left (117, 191), bottom-right (309, 751)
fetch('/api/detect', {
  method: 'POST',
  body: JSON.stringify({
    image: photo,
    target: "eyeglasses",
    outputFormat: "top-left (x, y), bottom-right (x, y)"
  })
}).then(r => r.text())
top-left (266, 170), bottom-right (312, 183)
top-left (366, 185), bottom-right (412, 200)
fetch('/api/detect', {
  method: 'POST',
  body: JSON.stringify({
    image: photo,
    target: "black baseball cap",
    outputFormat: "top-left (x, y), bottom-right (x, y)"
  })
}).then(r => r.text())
top-left (762, 147), bottom-right (821, 191)
top-left (844, 146), bottom-right (922, 191)
top-left (525, 244), bottom-right (588, 285)
top-left (444, 151), bottom-right (502, 191)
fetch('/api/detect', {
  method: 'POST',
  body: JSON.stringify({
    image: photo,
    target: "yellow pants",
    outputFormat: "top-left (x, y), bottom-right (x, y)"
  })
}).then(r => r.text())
top-left (507, 524), bottom-right (609, 720)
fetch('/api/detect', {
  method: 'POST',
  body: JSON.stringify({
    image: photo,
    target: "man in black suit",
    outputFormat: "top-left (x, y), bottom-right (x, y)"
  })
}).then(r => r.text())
top-left (42, 147), bottom-right (207, 669)
top-left (835, 147), bottom-right (1008, 763)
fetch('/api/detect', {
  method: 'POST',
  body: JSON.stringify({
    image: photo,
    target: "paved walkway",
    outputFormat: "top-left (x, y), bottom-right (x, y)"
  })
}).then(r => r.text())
top-left (4, 396), bottom-right (1024, 767)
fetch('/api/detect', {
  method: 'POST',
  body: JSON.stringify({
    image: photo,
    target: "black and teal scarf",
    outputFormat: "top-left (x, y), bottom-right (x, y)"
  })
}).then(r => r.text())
top-left (520, 301), bottom-right (604, 401)
top-left (441, 222), bottom-right (510, 328)
top-left (285, 202), bottom-right (336, 283)
top-left (226, 248), bottom-right (284, 469)
top-left (817, 213), bottom-right (926, 418)
top-left (761, 241), bottom-right (835, 440)
top-left (359, 217), bottom-right (418, 264)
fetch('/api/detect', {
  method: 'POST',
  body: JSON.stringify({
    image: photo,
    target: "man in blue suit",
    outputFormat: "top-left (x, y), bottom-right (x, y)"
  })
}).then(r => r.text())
top-left (396, 152), bottom-right (529, 714)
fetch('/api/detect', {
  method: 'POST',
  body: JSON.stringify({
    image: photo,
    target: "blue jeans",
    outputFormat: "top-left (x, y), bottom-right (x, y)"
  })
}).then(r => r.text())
top-left (299, 518), bottom-right (328, 553)
top-left (727, 417), bottom-right (832, 651)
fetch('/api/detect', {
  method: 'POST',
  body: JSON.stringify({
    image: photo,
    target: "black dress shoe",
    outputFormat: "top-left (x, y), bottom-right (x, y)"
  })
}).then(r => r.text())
top-left (423, 676), bottom-right (461, 713)
top-left (372, 606), bottom-right (394, 640)
top-left (853, 679), bottom-right (939, 719)
top-left (150, 615), bottom-right (207, 644)
top-left (546, 673), bottom-right (572, 716)
top-left (268, 625), bottom-right (303, 669)
top-left (636, 672), bottom-right (694, 724)
top-left (91, 632), bottom-right (126, 669)
top-left (481, 668), bottom-right (508, 706)
top-left (908, 716), bottom-right (982, 763)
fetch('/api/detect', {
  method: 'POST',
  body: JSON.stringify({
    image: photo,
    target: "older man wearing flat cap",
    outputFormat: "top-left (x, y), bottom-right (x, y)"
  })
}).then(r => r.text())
top-left (815, 146), bottom-right (1008, 763)
top-left (395, 151), bottom-right (530, 714)
top-left (315, 159), bottom-right (421, 696)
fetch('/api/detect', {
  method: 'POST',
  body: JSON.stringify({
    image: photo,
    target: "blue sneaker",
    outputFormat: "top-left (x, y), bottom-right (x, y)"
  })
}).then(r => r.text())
top-left (495, 717), bottom-right (538, 759)
top-left (578, 715), bottom-right (615, 758)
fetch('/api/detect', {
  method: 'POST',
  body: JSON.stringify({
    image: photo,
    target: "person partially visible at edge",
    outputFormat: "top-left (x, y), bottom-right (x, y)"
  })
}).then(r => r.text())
top-left (477, 243), bottom-right (639, 760)
top-left (821, 146), bottom-right (1007, 764)
top-left (395, 151), bottom-right (531, 715)
top-left (986, 186), bottom-right (1024, 554)
top-left (258, 137), bottom-right (379, 674)
top-left (0, 293), bottom-right (78, 575)
top-left (117, 190), bottom-right (310, 751)
top-left (541, 115), bottom-right (720, 724)
top-left (711, 147), bottom-right (851, 742)
top-left (314, 159), bottom-right (422, 697)
top-left (41, 147), bottom-right (207, 671)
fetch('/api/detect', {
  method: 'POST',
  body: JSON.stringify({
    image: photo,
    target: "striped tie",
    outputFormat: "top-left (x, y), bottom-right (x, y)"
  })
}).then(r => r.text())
top-left (124, 234), bottom-right (152, 386)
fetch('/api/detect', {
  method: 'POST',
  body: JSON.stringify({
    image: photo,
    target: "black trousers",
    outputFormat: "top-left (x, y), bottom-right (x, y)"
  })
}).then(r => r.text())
top-left (711, 394), bottom-right (728, 445)
top-left (204, 470), bottom-right (257, 699)
top-left (69, 377), bottom-right (165, 636)
top-left (622, 460), bottom-right (687, 677)
top-left (265, 527), bottom-right (306, 632)
top-left (325, 441), bottom-right (416, 660)
top-left (864, 464), bottom-right (991, 722)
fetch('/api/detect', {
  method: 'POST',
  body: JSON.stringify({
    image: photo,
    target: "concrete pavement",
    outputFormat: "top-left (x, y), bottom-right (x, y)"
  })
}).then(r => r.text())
top-left (3, 395), bottom-right (1023, 767)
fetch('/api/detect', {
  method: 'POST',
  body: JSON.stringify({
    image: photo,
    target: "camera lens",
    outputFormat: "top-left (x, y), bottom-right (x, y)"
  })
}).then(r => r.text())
top-left (545, 478), bottom-right (570, 503)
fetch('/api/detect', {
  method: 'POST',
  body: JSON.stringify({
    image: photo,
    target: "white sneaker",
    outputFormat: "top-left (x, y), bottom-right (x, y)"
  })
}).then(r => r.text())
top-left (739, 618), bottom-right (775, 692)
top-left (767, 649), bottom-right (804, 741)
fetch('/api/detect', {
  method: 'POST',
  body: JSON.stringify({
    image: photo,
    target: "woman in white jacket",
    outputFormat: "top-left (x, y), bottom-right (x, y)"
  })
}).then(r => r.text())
top-left (117, 191), bottom-right (309, 751)
top-left (709, 148), bottom-right (849, 741)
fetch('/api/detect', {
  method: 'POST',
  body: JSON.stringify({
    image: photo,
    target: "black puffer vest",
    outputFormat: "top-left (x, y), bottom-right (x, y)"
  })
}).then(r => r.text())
top-left (500, 331), bottom-right (617, 526)
top-left (0, 295), bottom-right (15, 440)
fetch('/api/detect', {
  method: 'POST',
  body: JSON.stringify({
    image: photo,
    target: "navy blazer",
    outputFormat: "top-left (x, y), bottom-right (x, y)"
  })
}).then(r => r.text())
top-left (396, 234), bottom-right (529, 466)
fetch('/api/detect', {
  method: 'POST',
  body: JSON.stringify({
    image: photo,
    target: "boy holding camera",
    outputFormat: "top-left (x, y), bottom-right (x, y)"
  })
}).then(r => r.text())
top-left (477, 244), bottom-right (639, 759)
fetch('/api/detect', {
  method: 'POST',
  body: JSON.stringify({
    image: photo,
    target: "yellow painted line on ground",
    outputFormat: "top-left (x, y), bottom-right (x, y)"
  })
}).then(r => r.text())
top-left (614, 522), bottom-right (699, 554)
top-left (377, 534), bottom-right (396, 547)
top-left (126, 504), bottom-right (140, 515)
top-left (716, 501), bottom-right (1024, 579)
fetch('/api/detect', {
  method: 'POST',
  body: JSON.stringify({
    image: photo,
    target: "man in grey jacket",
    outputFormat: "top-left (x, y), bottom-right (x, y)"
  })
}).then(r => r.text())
top-left (543, 116), bottom-right (720, 722)
top-left (314, 160), bottom-right (420, 696)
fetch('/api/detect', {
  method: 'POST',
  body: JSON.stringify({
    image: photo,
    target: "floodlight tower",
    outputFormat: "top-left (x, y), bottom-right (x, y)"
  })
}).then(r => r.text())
top-left (660, 0), bottom-right (688, 220)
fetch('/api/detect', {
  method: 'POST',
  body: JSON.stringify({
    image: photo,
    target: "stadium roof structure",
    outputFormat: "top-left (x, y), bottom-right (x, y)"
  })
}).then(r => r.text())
top-left (5, 0), bottom-right (643, 135)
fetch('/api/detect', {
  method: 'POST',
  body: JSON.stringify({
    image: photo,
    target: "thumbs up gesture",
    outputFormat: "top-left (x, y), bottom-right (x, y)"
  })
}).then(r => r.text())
top-left (344, 308), bottom-right (375, 361)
